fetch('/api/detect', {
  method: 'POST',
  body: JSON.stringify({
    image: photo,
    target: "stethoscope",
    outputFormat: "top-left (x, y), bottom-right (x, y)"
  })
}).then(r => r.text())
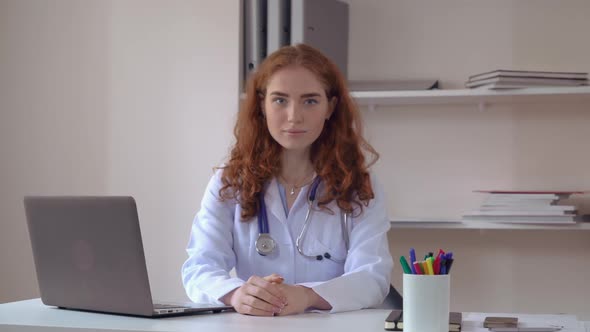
top-left (255, 177), bottom-right (350, 263)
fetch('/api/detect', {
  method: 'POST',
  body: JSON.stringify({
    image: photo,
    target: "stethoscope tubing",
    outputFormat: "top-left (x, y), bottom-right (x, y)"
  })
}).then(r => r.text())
top-left (257, 176), bottom-right (348, 263)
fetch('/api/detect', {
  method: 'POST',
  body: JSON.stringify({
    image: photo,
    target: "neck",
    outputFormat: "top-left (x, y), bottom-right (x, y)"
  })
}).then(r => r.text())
top-left (280, 149), bottom-right (314, 185)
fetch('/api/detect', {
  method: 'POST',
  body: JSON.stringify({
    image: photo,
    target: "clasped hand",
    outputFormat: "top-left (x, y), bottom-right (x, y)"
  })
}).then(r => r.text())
top-left (221, 274), bottom-right (315, 316)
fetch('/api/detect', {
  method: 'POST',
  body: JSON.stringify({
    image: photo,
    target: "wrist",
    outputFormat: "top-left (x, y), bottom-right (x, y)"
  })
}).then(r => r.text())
top-left (220, 287), bottom-right (238, 306)
top-left (298, 285), bottom-right (318, 310)
top-left (299, 286), bottom-right (332, 311)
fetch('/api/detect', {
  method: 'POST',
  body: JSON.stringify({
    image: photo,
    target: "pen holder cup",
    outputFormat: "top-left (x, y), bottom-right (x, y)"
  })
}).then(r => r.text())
top-left (403, 274), bottom-right (450, 332)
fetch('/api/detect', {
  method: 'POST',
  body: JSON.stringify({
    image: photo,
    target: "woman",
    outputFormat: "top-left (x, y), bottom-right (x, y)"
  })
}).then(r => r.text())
top-left (181, 44), bottom-right (392, 316)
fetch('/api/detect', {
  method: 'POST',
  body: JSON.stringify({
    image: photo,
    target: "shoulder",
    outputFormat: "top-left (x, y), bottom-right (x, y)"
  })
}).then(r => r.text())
top-left (204, 166), bottom-right (237, 201)
top-left (353, 171), bottom-right (387, 214)
top-left (367, 171), bottom-right (385, 197)
top-left (205, 167), bottom-right (224, 191)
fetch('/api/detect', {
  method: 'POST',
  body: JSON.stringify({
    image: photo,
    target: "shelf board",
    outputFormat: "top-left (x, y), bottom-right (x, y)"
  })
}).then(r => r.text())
top-left (390, 218), bottom-right (590, 230)
top-left (352, 86), bottom-right (590, 108)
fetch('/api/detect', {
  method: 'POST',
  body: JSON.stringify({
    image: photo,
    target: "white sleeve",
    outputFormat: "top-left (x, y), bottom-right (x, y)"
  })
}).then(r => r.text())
top-left (302, 175), bottom-right (394, 313)
top-left (181, 170), bottom-right (245, 304)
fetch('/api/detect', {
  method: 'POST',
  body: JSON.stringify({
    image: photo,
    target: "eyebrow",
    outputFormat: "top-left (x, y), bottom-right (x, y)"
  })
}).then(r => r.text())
top-left (268, 91), bottom-right (322, 98)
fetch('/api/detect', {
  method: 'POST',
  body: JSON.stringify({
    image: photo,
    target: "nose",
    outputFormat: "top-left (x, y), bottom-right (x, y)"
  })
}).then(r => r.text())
top-left (287, 102), bottom-right (303, 123)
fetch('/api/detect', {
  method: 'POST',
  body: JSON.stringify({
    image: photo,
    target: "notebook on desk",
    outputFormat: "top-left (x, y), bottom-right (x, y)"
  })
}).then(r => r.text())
top-left (24, 196), bottom-right (233, 317)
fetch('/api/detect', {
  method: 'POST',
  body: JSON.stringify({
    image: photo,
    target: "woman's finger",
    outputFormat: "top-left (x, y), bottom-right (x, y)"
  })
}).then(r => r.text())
top-left (234, 301), bottom-right (275, 316)
top-left (242, 281), bottom-right (286, 308)
top-left (263, 273), bottom-right (284, 284)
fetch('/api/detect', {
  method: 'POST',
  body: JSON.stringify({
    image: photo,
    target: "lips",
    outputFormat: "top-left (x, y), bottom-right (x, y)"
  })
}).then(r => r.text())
top-left (284, 129), bottom-right (306, 134)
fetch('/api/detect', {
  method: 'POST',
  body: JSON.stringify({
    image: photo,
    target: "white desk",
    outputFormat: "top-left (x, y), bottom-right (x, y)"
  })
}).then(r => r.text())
top-left (0, 299), bottom-right (585, 332)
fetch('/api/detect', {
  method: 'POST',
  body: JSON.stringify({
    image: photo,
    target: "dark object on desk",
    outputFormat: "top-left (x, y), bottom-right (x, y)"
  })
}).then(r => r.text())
top-left (484, 317), bottom-right (519, 328)
top-left (385, 310), bottom-right (462, 331)
top-left (374, 285), bottom-right (404, 310)
top-left (24, 196), bottom-right (233, 317)
top-left (385, 309), bottom-right (403, 330)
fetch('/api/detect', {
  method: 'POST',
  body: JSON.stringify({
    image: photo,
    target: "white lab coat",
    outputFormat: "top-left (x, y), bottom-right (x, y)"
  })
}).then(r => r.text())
top-left (181, 170), bottom-right (393, 313)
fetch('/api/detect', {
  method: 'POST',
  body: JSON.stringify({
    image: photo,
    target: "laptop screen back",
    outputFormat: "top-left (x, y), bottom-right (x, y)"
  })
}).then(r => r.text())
top-left (24, 196), bottom-right (155, 316)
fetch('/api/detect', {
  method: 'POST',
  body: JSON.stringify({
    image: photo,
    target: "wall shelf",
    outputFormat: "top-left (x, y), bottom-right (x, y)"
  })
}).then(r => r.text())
top-left (352, 86), bottom-right (590, 110)
top-left (390, 218), bottom-right (590, 230)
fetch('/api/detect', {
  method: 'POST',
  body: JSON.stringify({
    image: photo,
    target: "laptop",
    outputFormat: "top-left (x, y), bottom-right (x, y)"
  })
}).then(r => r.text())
top-left (23, 196), bottom-right (233, 317)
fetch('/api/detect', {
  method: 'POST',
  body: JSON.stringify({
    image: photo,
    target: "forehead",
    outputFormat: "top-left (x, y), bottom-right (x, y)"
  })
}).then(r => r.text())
top-left (265, 65), bottom-right (325, 95)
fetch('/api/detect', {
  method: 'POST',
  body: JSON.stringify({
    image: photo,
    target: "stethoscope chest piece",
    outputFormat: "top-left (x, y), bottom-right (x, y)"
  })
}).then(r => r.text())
top-left (255, 233), bottom-right (276, 256)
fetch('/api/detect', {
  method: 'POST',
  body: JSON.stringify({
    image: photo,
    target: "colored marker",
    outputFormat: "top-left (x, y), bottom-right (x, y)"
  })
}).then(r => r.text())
top-left (409, 248), bottom-right (417, 274)
top-left (446, 258), bottom-right (454, 274)
top-left (433, 252), bottom-right (442, 275)
top-left (413, 261), bottom-right (423, 274)
top-left (400, 256), bottom-right (412, 274)
top-left (419, 261), bottom-right (427, 275)
top-left (425, 257), bottom-right (434, 275)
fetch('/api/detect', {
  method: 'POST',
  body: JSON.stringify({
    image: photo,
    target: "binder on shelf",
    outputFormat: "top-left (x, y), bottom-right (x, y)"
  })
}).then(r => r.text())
top-left (291, 0), bottom-right (349, 78)
top-left (267, 0), bottom-right (290, 55)
top-left (244, 0), bottom-right (267, 78)
top-left (242, 0), bottom-right (349, 82)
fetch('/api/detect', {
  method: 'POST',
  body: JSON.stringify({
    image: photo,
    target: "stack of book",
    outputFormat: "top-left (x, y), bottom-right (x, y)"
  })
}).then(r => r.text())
top-left (465, 70), bottom-right (588, 89)
top-left (462, 190), bottom-right (585, 224)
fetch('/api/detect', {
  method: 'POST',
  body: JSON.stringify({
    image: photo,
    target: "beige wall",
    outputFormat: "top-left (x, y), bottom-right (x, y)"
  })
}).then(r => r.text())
top-left (343, 0), bottom-right (590, 319)
top-left (105, 0), bottom-right (238, 302)
top-left (0, 0), bottom-right (109, 302)
top-left (1, 0), bottom-right (588, 321)
top-left (0, 0), bottom-right (238, 303)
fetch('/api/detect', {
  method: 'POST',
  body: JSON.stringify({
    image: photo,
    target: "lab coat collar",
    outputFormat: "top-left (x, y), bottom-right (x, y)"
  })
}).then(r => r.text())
top-left (264, 177), bottom-right (288, 225)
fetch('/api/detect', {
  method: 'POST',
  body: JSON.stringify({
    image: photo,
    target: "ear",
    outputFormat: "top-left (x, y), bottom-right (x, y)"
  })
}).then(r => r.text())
top-left (326, 96), bottom-right (337, 120)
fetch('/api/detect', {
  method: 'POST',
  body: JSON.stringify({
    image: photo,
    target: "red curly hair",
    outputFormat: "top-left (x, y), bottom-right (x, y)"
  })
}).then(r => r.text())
top-left (219, 44), bottom-right (379, 220)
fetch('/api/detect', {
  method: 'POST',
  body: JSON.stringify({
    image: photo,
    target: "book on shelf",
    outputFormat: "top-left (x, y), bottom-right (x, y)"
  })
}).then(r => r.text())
top-left (463, 190), bottom-right (587, 225)
top-left (483, 316), bottom-right (518, 328)
top-left (474, 190), bottom-right (586, 204)
top-left (469, 69), bottom-right (588, 82)
top-left (475, 190), bottom-right (583, 199)
top-left (466, 209), bottom-right (576, 216)
top-left (466, 77), bottom-right (588, 89)
top-left (478, 205), bottom-right (576, 212)
top-left (462, 214), bottom-right (577, 224)
top-left (385, 310), bottom-right (462, 331)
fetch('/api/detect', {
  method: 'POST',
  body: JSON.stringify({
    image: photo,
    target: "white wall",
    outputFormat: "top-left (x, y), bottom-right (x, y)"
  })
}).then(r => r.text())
top-left (0, 0), bottom-right (239, 303)
top-left (0, 0), bottom-right (109, 302)
top-left (106, 0), bottom-right (238, 302)
top-left (343, 0), bottom-right (590, 319)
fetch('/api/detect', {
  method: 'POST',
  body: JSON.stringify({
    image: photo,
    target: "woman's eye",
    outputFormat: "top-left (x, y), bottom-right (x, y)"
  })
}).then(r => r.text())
top-left (272, 98), bottom-right (287, 105)
top-left (304, 99), bottom-right (318, 105)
